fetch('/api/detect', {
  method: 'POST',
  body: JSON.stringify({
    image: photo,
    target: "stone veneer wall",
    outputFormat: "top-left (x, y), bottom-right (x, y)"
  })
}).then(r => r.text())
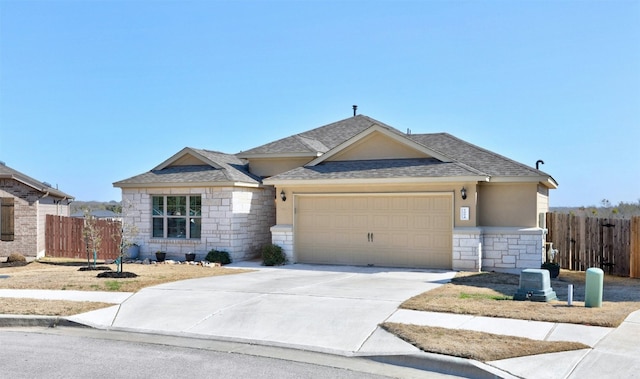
top-left (452, 228), bottom-right (483, 271)
top-left (270, 224), bottom-right (293, 262)
top-left (121, 186), bottom-right (275, 262)
top-left (453, 227), bottom-right (546, 274)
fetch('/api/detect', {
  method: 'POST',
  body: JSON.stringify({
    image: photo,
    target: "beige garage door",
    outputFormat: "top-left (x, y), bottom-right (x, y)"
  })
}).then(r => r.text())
top-left (295, 194), bottom-right (453, 269)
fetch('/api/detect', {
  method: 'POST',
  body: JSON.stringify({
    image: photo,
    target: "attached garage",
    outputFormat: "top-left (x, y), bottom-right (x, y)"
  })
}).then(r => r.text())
top-left (294, 193), bottom-right (453, 269)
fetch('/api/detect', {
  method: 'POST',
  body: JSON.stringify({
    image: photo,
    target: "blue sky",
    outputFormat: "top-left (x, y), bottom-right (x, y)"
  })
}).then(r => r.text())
top-left (1, 0), bottom-right (638, 206)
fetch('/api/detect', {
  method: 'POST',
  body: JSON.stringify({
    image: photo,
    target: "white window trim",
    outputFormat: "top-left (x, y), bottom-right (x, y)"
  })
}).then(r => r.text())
top-left (151, 195), bottom-right (201, 239)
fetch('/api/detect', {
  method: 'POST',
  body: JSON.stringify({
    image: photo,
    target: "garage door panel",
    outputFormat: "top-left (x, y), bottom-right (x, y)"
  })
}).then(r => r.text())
top-left (295, 194), bottom-right (452, 269)
top-left (390, 197), bottom-right (409, 210)
top-left (351, 215), bottom-right (368, 229)
top-left (334, 215), bottom-right (351, 228)
top-left (371, 197), bottom-right (389, 211)
top-left (371, 215), bottom-right (389, 228)
top-left (349, 198), bottom-right (369, 211)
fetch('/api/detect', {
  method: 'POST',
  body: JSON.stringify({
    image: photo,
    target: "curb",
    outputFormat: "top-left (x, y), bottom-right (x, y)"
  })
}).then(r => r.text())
top-left (0, 315), bottom-right (89, 328)
top-left (2, 316), bottom-right (507, 378)
top-left (368, 353), bottom-right (518, 379)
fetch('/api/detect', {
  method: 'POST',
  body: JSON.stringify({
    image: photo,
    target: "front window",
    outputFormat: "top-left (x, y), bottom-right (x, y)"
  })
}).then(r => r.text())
top-left (152, 195), bottom-right (201, 239)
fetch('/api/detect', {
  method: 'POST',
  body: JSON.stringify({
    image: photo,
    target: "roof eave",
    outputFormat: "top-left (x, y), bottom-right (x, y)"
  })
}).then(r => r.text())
top-left (1, 174), bottom-right (74, 199)
top-left (488, 176), bottom-right (559, 189)
top-left (236, 152), bottom-right (322, 159)
top-left (114, 181), bottom-right (262, 189)
top-left (264, 175), bottom-right (490, 186)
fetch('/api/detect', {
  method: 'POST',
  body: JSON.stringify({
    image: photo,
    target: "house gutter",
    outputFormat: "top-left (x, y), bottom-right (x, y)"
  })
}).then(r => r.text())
top-left (113, 181), bottom-right (264, 189)
top-left (264, 176), bottom-right (490, 186)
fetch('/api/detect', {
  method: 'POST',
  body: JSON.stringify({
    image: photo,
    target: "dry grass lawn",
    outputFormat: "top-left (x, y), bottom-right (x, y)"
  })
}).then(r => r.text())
top-left (382, 323), bottom-right (589, 362)
top-left (0, 298), bottom-right (115, 316)
top-left (0, 258), bottom-right (252, 316)
top-left (385, 270), bottom-right (640, 362)
top-left (402, 270), bottom-right (640, 327)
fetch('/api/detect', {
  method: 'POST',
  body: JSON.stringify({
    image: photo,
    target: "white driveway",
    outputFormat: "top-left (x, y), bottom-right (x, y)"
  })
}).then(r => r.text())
top-left (72, 263), bottom-right (455, 355)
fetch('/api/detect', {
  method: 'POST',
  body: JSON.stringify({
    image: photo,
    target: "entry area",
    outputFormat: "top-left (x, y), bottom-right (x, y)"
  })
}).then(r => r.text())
top-left (294, 193), bottom-right (453, 269)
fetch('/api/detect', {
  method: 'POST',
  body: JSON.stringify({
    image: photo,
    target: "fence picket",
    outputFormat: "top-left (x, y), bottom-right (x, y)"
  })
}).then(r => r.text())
top-left (45, 215), bottom-right (121, 260)
top-left (631, 217), bottom-right (640, 278)
top-left (546, 213), bottom-right (640, 277)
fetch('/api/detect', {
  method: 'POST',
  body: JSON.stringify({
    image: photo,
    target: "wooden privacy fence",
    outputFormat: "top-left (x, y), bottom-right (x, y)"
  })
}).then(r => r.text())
top-left (45, 215), bottom-right (121, 260)
top-left (546, 213), bottom-right (640, 277)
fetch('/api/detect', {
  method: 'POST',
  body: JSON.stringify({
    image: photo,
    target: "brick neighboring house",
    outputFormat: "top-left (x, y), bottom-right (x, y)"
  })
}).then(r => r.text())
top-left (115, 114), bottom-right (557, 272)
top-left (0, 162), bottom-right (74, 260)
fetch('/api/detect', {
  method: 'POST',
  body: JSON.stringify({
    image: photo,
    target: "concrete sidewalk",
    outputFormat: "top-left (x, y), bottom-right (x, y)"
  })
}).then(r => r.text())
top-left (1, 262), bottom-right (638, 378)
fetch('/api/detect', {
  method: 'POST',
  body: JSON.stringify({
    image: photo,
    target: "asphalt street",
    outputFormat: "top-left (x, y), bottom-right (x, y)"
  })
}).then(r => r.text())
top-left (0, 327), bottom-right (459, 379)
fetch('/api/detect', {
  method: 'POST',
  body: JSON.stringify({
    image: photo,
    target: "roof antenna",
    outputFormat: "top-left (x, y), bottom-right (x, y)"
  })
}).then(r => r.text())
top-left (352, 105), bottom-right (357, 117)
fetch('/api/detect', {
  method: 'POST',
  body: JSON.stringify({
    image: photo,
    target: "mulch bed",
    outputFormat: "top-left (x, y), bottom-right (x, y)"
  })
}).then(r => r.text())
top-left (96, 271), bottom-right (138, 278)
top-left (78, 266), bottom-right (112, 271)
top-left (0, 261), bottom-right (30, 268)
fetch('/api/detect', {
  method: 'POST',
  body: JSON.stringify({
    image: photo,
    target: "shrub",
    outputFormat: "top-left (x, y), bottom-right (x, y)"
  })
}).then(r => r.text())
top-left (262, 244), bottom-right (286, 266)
top-left (7, 253), bottom-right (26, 263)
top-left (205, 249), bottom-right (231, 265)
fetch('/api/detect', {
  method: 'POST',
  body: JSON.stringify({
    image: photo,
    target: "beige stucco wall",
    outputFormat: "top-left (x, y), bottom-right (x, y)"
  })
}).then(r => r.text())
top-left (477, 183), bottom-right (540, 227)
top-left (274, 182), bottom-right (477, 228)
top-left (273, 180), bottom-right (550, 229)
top-left (537, 184), bottom-right (550, 228)
top-left (331, 132), bottom-right (427, 161)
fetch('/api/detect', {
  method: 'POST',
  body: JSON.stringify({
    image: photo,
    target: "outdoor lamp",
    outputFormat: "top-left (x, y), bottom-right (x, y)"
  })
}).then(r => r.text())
top-left (280, 190), bottom-right (287, 202)
top-left (461, 187), bottom-right (467, 200)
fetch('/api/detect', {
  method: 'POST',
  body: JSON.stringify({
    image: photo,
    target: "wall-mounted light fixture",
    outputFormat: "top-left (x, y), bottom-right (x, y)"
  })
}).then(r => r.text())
top-left (461, 187), bottom-right (467, 200)
top-left (280, 190), bottom-right (287, 202)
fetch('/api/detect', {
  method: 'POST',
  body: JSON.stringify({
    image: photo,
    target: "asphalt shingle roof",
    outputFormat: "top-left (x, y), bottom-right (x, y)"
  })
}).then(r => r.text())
top-left (238, 115), bottom-right (382, 156)
top-left (114, 149), bottom-right (260, 186)
top-left (0, 163), bottom-right (74, 199)
top-left (116, 114), bottom-right (554, 186)
top-left (268, 158), bottom-right (486, 181)
top-left (407, 133), bottom-right (546, 177)
top-left (261, 115), bottom-right (553, 183)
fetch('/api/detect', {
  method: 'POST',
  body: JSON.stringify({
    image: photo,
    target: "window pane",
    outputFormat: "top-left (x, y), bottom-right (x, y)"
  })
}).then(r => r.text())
top-left (190, 196), bottom-right (201, 216)
top-left (167, 218), bottom-right (186, 238)
top-left (152, 218), bottom-right (164, 238)
top-left (189, 218), bottom-right (201, 239)
top-left (152, 197), bottom-right (164, 216)
top-left (167, 196), bottom-right (186, 216)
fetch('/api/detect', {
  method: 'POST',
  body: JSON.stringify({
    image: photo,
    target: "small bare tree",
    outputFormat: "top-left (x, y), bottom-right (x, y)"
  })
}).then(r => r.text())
top-left (82, 209), bottom-right (102, 269)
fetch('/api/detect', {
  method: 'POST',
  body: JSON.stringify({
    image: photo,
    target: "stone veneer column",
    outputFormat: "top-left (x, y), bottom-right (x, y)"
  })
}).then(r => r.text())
top-left (452, 228), bottom-right (483, 272)
top-left (270, 225), bottom-right (293, 262)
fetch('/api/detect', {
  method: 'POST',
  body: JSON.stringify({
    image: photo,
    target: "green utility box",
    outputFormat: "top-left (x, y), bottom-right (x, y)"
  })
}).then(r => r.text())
top-left (514, 269), bottom-right (557, 302)
top-left (585, 267), bottom-right (604, 308)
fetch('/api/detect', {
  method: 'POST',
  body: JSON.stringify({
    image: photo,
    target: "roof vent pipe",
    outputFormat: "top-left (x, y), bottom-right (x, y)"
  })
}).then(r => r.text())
top-left (352, 105), bottom-right (357, 116)
top-left (536, 160), bottom-right (544, 170)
